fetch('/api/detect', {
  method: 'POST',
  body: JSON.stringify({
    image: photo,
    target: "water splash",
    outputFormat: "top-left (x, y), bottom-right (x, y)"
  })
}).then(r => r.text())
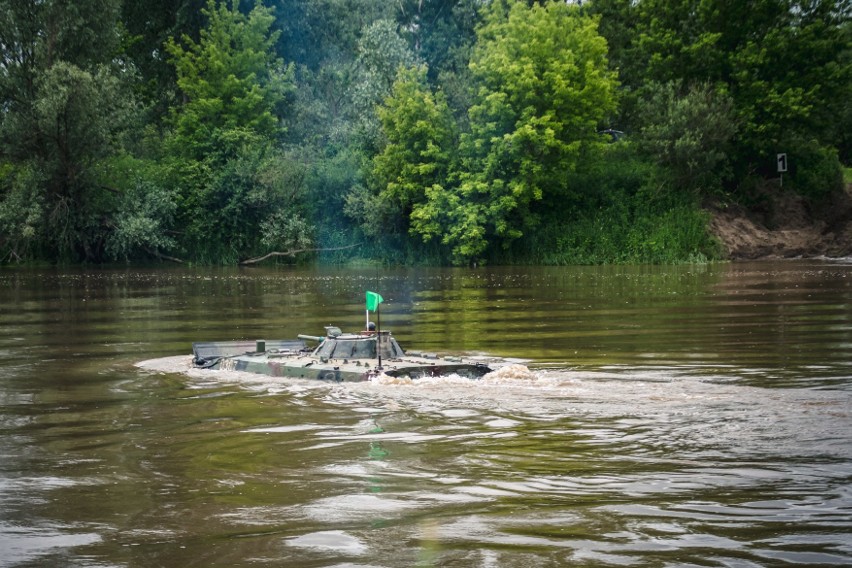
top-left (482, 363), bottom-right (537, 383)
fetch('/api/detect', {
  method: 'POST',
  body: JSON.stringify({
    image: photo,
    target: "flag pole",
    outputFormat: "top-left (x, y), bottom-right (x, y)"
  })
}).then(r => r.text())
top-left (376, 302), bottom-right (382, 370)
top-left (366, 291), bottom-right (384, 371)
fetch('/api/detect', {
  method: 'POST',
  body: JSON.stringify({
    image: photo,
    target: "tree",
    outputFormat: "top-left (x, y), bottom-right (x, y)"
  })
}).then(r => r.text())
top-left (450, 0), bottom-right (618, 262)
top-left (163, 0), bottom-right (308, 263)
top-left (273, 0), bottom-right (385, 70)
top-left (121, 0), bottom-right (208, 118)
top-left (636, 81), bottom-right (737, 196)
top-left (349, 18), bottom-right (421, 149)
top-left (617, 0), bottom-right (851, 172)
top-left (105, 175), bottom-right (178, 262)
top-left (360, 1), bottom-right (618, 264)
top-left (0, 0), bottom-right (138, 262)
top-left (165, 0), bottom-right (293, 159)
top-left (366, 66), bottom-right (456, 240)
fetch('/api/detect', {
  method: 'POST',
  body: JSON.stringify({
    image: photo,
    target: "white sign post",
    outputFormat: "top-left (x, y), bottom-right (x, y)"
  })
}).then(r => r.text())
top-left (777, 153), bottom-right (787, 187)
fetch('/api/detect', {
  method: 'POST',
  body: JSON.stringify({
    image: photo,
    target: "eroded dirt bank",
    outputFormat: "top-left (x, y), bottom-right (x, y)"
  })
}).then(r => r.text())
top-left (708, 184), bottom-right (852, 260)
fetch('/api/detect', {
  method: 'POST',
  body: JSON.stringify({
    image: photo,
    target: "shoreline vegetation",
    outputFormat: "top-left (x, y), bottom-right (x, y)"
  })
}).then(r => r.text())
top-left (1, 0), bottom-right (849, 267)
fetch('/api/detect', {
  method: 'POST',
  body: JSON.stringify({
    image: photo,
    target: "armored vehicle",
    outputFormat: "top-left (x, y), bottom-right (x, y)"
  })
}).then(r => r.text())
top-left (192, 325), bottom-right (492, 382)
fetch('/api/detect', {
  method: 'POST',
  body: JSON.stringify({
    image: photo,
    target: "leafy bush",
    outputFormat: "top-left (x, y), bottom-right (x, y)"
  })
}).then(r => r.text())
top-left (506, 144), bottom-right (721, 265)
top-left (106, 179), bottom-right (177, 261)
top-left (0, 164), bottom-right (47, 262)
top-left (635, 81), bottom-right (737, 197)
top-left (784, 139), bottom-right (844, 201)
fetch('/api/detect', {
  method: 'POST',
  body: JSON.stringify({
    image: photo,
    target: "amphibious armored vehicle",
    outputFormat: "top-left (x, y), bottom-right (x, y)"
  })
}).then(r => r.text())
top-left (192, 325), bottom-right (492, 382)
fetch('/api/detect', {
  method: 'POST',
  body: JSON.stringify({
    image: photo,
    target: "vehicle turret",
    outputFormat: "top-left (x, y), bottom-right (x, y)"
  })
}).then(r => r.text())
top-left (309, 329), bottom-right (404, 360)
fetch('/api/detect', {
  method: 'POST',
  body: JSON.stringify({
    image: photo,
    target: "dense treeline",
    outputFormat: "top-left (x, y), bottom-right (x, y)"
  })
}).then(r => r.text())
top-left (1, 0), bottom-right (849, 265)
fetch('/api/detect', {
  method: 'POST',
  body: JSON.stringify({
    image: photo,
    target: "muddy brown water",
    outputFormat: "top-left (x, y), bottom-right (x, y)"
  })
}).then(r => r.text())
top-left (1, 261), bottom-right (850, 567)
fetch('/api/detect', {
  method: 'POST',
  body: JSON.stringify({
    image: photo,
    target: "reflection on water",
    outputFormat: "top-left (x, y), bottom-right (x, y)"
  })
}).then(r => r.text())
top-left (0, 261), bottom-right (850, 567)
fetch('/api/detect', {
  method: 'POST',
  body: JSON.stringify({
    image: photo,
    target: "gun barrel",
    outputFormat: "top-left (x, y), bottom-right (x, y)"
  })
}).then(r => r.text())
top-left (297, 334), bottom-right (323, 342)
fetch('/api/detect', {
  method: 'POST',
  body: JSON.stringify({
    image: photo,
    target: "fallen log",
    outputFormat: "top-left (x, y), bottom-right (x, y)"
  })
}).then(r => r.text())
top-left (146, 247), bottom-right (186, 264)
top-left (239, 243), bottom-right (361, 266)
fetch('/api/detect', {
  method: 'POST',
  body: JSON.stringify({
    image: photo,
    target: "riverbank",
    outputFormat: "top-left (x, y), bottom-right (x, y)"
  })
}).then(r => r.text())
top-left (708, 183), bottom-right (852, 260)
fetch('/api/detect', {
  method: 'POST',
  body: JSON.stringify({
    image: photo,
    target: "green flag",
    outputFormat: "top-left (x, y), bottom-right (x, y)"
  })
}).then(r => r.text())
top-left (366, 291), bottom-right (383, 311)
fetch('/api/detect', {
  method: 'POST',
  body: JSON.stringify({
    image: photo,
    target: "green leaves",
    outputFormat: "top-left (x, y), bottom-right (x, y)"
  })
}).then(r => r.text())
top-left (362, 1), bottom-right (619, 264)
top-left (166, 0), bottom-right (293, 158)
top-left (372, 66), bottom-right (455, 233)
top-left (613, 0), bottom-right (851, 174)
top-left (459, 2), bottom-right (618, 261)
top-left (636, 81), bottom-right (737, 196)
top-left (157, 0), bottom-right (312, 263)
top-left (106, 176), bottom-right (177, 261)
top-left (2, 0), bottom-right (846, 265)
top-left (470, 2), bottom-right (616, 226)
top-left (0, 0), bottom-right (141, 261)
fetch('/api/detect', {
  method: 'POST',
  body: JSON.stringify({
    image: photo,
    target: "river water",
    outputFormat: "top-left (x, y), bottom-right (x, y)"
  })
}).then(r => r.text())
top-left (0, 261), bottom-right (850, 567)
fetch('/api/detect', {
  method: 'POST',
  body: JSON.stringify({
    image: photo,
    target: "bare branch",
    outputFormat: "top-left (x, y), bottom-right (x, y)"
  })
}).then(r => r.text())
top-left (239, 243), bottom-right (361, 266)
top-left (145, 247), bottom-right (185, 264)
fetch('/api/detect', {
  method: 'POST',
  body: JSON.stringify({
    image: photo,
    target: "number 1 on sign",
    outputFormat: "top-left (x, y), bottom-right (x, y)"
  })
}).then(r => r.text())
top-left (777, 153), bottom-right (787, 187)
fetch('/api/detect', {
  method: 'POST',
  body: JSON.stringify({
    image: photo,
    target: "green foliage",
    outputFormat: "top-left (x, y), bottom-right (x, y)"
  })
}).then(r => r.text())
top-left (165, 0), bottom-right (294, 158)
top-left (159, 0), bottom-right (311, 263)
top-left (355, 20), bottom-right (420, 96)
top-left (452, 1), bottom-right (618, 262)
top-left (106, 178), bottom-right (177, 261)
top-left (356, 2), bottom-right (621, 265)
top-left (370, 66), bottom-right (456, 239)
top-left (275, 0), bottom-right (385, 71)
top-left (512, 144), bottom-right (721, 265)
top-left (635, 81), bottom-right (737, 196)
top-left (287, 63), bottom-right (354, 149)
top-left (121, 0), bottom-right (208, 118)
top-left (782, 138), bottom-right (844, 200)
top-left (167, 137), bottom-right (312, 264)
top-left (726, 1), bottom-right (851, 162)
top-left (33, 62), bottom-right (136, 174)
top-left (0, 0), bottom-right (140, 262)
top-left (3, 0), bottom-right (847, 266)
top-left (607, 0), bottom-right (852, 178)
top-left (350, 19), bottom-right (421, 148)
top-left (260, 211), bottom-right (312, 252)
top-left (306, 147), bottom-right (365, 232)
top-left (0, 164), bottom-right (47, 262)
